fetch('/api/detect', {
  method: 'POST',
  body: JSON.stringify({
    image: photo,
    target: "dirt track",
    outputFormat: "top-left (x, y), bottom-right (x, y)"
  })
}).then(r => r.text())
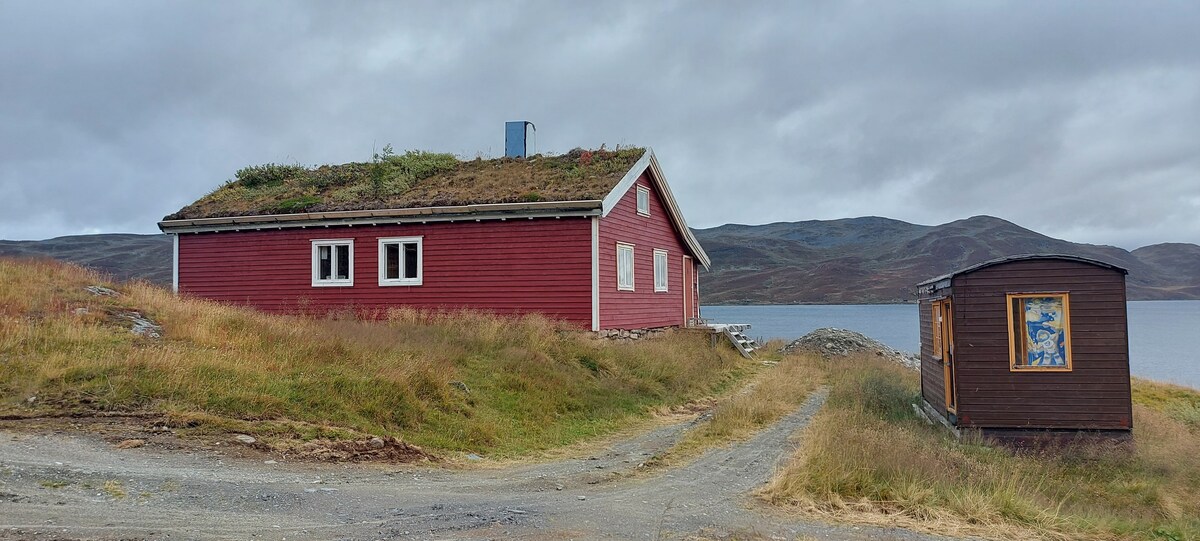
top-left (0, 390), bottom-right (961, 540)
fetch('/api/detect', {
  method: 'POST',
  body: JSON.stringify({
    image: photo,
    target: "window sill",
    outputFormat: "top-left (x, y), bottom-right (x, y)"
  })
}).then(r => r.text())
top-left (1010, 366), bottom-right (1073, 373)
top-left (312, 281), bottom-right (354, 287)
top-left (379, 280), bottom-right (423, 287)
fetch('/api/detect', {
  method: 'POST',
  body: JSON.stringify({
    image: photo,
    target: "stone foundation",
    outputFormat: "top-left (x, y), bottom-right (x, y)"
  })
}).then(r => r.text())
top-left (594, 326), bottom-right (675, 341)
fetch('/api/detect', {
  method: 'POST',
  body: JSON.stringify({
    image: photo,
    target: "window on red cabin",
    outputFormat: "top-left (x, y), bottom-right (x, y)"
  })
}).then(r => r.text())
top-left (378, 237), bottom-right (423, 286)
top-left (312, 240), bottom-right (353, 287)
top-left (653, 249), bottom-right (668, 292)
top-left (617, 243), bottom-right (635, 291)
top-left (636, 186), bottom-right (650, 216)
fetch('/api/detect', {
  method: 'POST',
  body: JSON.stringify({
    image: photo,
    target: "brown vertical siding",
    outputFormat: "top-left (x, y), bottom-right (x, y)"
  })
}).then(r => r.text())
top-left (918, 297), bottom-right (947, 418)
top-left (950, 260), bottom-right (1132, 430)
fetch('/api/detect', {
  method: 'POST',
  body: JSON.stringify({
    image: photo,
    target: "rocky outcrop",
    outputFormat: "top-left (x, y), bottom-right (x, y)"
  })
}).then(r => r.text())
top-left (780, 327), bottom-right (918, 370)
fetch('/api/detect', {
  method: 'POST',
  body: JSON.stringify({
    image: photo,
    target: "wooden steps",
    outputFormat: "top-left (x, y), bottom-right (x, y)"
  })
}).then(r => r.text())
top-left (709, 323), bottom-right (759, 359)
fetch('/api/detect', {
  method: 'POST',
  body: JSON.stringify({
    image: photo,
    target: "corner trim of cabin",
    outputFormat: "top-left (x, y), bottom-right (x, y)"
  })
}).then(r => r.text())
top-left (591, 217), bottom-right (600, 331)
top-left (171, 233), bottom-right (179, 293)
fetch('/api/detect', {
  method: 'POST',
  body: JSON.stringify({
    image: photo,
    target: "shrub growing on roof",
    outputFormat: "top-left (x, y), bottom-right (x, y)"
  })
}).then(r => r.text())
top-left (163, 146), bottom-right (646, 221)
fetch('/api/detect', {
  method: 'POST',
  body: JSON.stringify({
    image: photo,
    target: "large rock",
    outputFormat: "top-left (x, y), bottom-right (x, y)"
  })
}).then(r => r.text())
top-left (780, 327), bottom-right (918, 370)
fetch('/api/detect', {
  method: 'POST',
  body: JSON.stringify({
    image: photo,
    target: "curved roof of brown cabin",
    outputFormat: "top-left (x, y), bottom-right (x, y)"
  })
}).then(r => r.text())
top-left (917, 253), bottom-right (1129, 287)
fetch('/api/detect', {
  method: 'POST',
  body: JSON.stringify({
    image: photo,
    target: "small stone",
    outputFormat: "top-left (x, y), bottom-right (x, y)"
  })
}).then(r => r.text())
top-left (234, 434), bottom-right (256, 444)
top-left (466, 453), bottom-right (482, 461)
top-left (26, 396), bottom-right (37, 404)
top-left (263, 460), bottom-right (277, 465)
top-left (72, 308), bottom-right (89, 316)
top-left (555, 484), bottom-right (564, 491)
top-left (84, 285), bottom-right (120, 297)
top-left (368, 437), bottom-right (385, 449)
top-left (115, 439), bottom-right (144, 449)
top-left (577, 495), bottom-right (587, 501)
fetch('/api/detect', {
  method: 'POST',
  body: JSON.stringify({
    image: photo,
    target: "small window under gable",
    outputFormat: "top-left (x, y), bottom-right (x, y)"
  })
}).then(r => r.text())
top-left (636, 186), bottom-right (650, 216)
top-left (653, 249), bottom-right (668, 292)
top-left (379, 237), bottom-right (423, 286)
top-left (312, 239), bottom-right (353, 287)
top-left (617, 243), bottom-right (635, 291)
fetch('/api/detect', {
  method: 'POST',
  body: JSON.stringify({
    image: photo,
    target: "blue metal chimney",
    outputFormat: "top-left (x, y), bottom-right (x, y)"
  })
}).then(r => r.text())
top-left (505, 121), bottom-right (535, 158)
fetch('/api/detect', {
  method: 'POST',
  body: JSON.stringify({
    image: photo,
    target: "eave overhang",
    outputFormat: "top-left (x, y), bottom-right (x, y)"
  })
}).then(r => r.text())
top-left (158, 200), bottom-right (604, 234)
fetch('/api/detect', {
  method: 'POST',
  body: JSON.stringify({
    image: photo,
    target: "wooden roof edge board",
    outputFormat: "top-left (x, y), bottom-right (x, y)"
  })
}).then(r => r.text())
top-left (916, 254), bottom-right (1130, 287)
top-left (158, 200), bottom-right (604, 232)
top-left (159, 209), bottom-right (601, 235)
top-left (600, 148), bottom-right (712, 269)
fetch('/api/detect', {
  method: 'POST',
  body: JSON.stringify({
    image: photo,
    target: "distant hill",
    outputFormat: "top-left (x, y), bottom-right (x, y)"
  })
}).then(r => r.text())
top-left (694, 216), bottom-right (1200, 304)
top-left (0, 233), bottom-right (173, 286)
top-left (4, 217), bottom-right (1198, 304)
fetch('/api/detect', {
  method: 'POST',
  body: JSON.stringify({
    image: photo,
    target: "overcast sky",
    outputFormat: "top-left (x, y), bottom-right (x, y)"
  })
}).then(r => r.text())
top-left (2, 1), bottom-right (1198, 249)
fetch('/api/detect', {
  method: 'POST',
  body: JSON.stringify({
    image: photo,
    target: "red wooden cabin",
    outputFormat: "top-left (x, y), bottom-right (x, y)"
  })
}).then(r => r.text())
top-left (917, 255), bottom-right (1133, 441)
top-left (159, 147), bottom-right (710, 331)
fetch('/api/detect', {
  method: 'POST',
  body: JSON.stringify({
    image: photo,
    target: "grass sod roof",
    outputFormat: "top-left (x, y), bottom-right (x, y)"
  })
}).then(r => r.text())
top-left (165, 147), bottom-right (646, 221)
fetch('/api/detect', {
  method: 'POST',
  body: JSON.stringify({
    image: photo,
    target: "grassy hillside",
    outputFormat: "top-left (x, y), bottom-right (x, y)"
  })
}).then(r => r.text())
top-left (0, 233), bottom-right (172, 286)
top-left (0, 258), bottom-right (747, 458)
top-left (762, 356), bottom-right (1200, 540)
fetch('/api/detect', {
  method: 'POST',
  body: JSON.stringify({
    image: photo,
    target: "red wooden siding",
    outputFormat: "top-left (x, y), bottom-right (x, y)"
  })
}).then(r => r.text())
top-left (940, 259), bottom-right (1133, 430)
top-left (598, 173), bottom-right (697, 329)
top-left (178, 218), bottom-right (593, 326)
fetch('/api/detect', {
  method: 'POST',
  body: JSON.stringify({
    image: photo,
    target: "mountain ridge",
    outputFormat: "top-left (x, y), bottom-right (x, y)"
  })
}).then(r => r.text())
top-left (2, 216), bottom-right (1197, 304)
top-left (694, 215), bottom-right (1200, 304)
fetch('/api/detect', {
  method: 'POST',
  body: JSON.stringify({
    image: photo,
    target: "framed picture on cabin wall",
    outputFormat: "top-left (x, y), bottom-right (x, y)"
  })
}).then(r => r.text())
top-left (1006, 293), bottom-right (1073, 372)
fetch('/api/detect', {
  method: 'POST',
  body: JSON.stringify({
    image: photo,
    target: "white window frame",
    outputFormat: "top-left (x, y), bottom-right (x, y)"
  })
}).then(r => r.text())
top-left (636, 186), bottom-right (650, 217)
top-left (653, 249), bottom-right (668, 292)
top-left (312, 239), bottom-right (354, 287)
top-left (378, 236), bottom-right (423, 286)
top-left (616, 242), bottom-right (635, 291)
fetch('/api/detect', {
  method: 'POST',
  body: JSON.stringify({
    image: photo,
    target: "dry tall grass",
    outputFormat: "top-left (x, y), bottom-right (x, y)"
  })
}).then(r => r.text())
top-left (664, 348), bottom-right (826, 461)
top-left (0, 258), bottom-right (746, 457)
top-left (761, 355), bottom-right (1200, 541)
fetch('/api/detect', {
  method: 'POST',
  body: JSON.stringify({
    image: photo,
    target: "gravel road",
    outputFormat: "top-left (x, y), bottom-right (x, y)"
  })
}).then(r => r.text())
top-left (0, 390), bottom-right (962, 541)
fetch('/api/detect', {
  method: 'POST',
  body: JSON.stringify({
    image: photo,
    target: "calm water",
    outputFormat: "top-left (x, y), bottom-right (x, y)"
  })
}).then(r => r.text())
top-left (702, 301), bottom-right (1200, 389)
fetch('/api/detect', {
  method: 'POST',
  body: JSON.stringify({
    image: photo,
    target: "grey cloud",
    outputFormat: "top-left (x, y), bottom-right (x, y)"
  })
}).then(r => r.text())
top-left (1, 1), bottom-right (1198, 249)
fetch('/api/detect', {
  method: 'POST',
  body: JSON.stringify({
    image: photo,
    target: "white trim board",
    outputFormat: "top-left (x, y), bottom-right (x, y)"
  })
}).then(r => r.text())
top-left (164, 209), bottom-right (599, 235)
top-left (171, 234), bottom-right (179, 293)
top-left (591, 217), bottom-right (600, 331)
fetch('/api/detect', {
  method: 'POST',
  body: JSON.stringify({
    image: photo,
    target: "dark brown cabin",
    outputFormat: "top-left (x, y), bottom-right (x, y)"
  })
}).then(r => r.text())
top-left (916, 255), bottom-right (1133, 439)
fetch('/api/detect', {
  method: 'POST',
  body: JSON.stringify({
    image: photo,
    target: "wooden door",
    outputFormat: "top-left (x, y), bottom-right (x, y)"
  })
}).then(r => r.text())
top-left (682, 256), bottom-right (693, 325)
top-left (933, 299), bottom-right (958, 412)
